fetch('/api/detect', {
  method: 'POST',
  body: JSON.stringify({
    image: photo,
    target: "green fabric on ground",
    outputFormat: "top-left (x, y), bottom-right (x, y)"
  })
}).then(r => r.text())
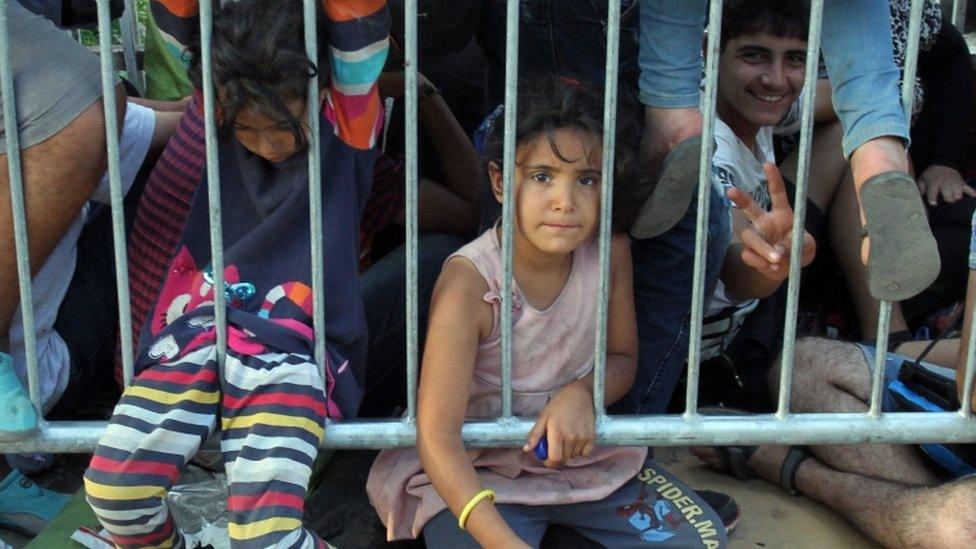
top-left (143, 9), bottom-right (193, 101)
top-left (25, 488), bottom-right (99, 549)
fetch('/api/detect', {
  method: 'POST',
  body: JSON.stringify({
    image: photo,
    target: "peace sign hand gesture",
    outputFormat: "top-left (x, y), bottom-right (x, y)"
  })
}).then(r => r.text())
top-left (726, 162), bottom-right (816, 282)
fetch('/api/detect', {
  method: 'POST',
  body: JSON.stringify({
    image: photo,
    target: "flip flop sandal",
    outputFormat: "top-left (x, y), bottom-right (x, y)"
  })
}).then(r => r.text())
top-left (860, 171), bottom-right (940, 302)
top-left (714, 445), bottom-right (759, 481)
top-left (779, 446), bottom-right (813, 497)
top-left (696, 407), bottom-right (760, 481)
top-left (0, 469), bottom-right (69, 536)
top-left (0, 352), bottom-right (37, 442)
top-left (630, 135), bottom-right (702, 240)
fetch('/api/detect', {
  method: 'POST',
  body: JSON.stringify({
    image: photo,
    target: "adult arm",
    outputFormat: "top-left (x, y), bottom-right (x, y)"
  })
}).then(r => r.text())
top-left (379, 72), bottom-right (482, 236)
top-left (416, 258), bottom-right (529, 548)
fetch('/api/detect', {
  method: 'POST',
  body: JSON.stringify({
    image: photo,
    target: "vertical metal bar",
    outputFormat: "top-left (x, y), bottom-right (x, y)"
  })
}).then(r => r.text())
top-left (961, 296), bottom-right (976, 417)
top-left (868, 304), bottom-right (892, 416)
top-left (199, 0), bottom-right (226, 367)
top-left (901, 0), bottom-right (924, 118)
top-left (684, 0), bottom-right (723, 418)
top-left (593, 0), bottom-right (621, 419)
top-left (952, 0), bottom-right (967, 30)
top-left (870, 0), bottom-right (925, 417)
top-left (776, 0), bottom-right (824, 418)
top-left (302, 0), bottom-right (326, 385)
top-left (0, 0), bottom-right (40, 410)
top-left (120, 0), bottom-right (143, 96)
top-left (404, 0), bottom-right (419, 421)
top-left (96, 0), bottom-right (134, 387)
top-left (499, 0), bottom-right (519, 419)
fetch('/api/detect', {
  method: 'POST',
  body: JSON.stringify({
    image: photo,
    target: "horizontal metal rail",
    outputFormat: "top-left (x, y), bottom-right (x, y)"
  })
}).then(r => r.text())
top-left (1, 0), bottom-right (974, 461)
top-left (6, 413), bottom-right (976, 453)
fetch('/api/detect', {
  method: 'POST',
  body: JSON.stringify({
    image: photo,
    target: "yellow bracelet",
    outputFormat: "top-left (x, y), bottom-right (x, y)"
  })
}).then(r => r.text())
top-left (458, 488), bottom-right (496, 530)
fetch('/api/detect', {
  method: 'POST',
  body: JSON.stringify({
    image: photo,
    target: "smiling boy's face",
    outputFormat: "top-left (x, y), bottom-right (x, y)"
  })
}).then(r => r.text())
top-left (716, 30), bottom-right (807, 143)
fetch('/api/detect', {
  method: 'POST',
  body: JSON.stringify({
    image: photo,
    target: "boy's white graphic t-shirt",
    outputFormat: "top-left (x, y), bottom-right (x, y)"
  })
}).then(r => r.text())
top-left (702, 118), bottom-right (776, 361)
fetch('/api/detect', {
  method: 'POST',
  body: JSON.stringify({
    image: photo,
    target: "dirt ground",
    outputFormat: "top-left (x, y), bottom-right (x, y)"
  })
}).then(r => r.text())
top-left (1, 447), bottom-right (879, 548)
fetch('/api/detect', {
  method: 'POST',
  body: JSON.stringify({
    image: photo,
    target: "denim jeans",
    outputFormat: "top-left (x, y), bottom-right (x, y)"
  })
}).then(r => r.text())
top-left (613, 183), bottom-right (731, 415)
top-left (358, 233), bottom-right (468, 418)
top-left (638, 0), bottom-right (909, 157)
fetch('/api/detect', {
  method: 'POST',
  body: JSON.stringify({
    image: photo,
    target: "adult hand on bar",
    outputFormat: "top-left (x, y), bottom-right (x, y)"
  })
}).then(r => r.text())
top-left (523, 382), bottom-right (595, 469)
top-left (727, 162), bottom-right (816, 282)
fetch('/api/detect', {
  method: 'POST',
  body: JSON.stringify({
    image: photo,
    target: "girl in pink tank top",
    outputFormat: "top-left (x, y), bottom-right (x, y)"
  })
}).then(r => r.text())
top-left (367, 78), bottom-right (728, 549)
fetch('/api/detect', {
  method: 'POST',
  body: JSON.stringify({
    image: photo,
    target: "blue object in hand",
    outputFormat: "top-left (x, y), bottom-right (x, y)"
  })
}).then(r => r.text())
top-left (533, 437), bottom-right (548, 461)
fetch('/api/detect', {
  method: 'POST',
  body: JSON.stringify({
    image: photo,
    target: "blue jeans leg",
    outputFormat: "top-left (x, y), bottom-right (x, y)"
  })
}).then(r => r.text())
top-left (614, 183), bottom-right (730, 415)
top-left (423, 506), bottom-right (549, 548)
top-left (821, 0), bottom-right (910, 157)
top-left (637, 0), bottom-right (707, 109)
top-left (636, 0), bottom-right (908, 156)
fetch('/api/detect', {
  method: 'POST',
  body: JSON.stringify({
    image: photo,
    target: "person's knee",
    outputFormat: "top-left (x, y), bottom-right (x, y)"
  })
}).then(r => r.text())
top-left (769, 337), bottom-right (826, 392)
top-left (772, 337), bottom-right (859, 411)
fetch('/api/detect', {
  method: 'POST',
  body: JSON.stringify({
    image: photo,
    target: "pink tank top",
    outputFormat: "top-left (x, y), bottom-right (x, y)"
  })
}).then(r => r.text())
top-left (366, 228), bottom-right (647, 540)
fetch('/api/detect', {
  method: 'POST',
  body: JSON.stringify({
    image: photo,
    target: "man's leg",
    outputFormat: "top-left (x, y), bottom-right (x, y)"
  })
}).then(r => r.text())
top-left (637, 0), bottom-right (707, 146)
top-left (779, 121), bottom-right (910, 339)
top-left (820, 0), bottom-right (939, 301)
top-left (796, 459), bottom-right (976, 548)
top-left (826, 166), bottom-right (911, 340)
top-left (631, 0), bottom-right (707, 238)
top-left (770, 338), bottom-right (937, 485)
top-left (699, 442), bottom-right (976, 548)
top-left (693, 338), bottom-right (976, 547)
top-left (615, 183), bottom-right (730, 414)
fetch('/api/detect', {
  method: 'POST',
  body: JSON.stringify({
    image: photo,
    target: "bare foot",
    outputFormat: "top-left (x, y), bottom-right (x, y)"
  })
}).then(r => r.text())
top-left (849, 136), bottom-right (910, 266)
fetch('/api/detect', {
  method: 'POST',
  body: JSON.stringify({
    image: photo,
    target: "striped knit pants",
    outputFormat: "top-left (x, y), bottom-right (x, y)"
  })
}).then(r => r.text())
top-left (84, 344), bottom-right (328, 548)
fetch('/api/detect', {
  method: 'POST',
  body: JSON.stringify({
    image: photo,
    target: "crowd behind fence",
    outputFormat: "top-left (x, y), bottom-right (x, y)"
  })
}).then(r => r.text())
top-left (1, 0), bottom-right (975, 456)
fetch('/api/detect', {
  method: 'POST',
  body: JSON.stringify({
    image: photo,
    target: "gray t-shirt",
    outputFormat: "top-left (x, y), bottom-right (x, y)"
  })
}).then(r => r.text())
top-left (7, 103), bottom-right (154, 410)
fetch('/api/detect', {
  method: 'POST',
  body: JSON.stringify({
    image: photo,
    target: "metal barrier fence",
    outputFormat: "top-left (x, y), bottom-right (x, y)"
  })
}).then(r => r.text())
top-left (2, 0), bottom-right (976, 456)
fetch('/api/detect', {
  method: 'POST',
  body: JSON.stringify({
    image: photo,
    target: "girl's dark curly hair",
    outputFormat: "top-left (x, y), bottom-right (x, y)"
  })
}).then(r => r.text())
top-left (484, 76), bottom-right (646, 232)
top-left (187, 0), bottom-right (328, 150)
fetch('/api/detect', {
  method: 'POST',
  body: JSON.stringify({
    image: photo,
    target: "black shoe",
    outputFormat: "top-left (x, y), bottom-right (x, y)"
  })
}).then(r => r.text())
top-left (697, 489), bottom-right (740, 534)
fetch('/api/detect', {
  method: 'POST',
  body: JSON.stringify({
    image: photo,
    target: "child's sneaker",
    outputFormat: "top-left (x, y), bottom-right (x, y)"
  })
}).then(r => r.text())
top-left (0, 469), bottom-right (69, 536)
top-left (697, 490), bottom-right (740, 534)
top-left (0, 352), bottom-right (37, 442)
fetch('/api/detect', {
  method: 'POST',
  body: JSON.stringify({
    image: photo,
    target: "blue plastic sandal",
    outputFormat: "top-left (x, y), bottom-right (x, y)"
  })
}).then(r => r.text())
top-left (0, 469), bottom-right (69, 536)
top-left (0, 352), bottom-right (37, 442)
